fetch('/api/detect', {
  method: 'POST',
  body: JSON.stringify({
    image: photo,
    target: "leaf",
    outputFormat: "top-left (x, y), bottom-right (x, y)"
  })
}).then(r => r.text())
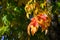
top-left (2, 15), bottom-right (10, 25)
top-left (57, 2), bottom-right (60, 7)
top-left (0, 25), bottom-right (9, 36)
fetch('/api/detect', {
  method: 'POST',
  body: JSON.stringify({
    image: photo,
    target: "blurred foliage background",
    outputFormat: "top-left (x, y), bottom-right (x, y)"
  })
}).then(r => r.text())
top-left (0, 0), bottom-right (60, 40)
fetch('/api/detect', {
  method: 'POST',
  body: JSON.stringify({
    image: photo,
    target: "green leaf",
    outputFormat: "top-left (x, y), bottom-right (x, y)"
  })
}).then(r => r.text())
top-left (57, 2), bottom-right (60, 8)
top-left (0, 25), bottom-right (9, 36)
top-left (2, 15), bottom-right (10, 25)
